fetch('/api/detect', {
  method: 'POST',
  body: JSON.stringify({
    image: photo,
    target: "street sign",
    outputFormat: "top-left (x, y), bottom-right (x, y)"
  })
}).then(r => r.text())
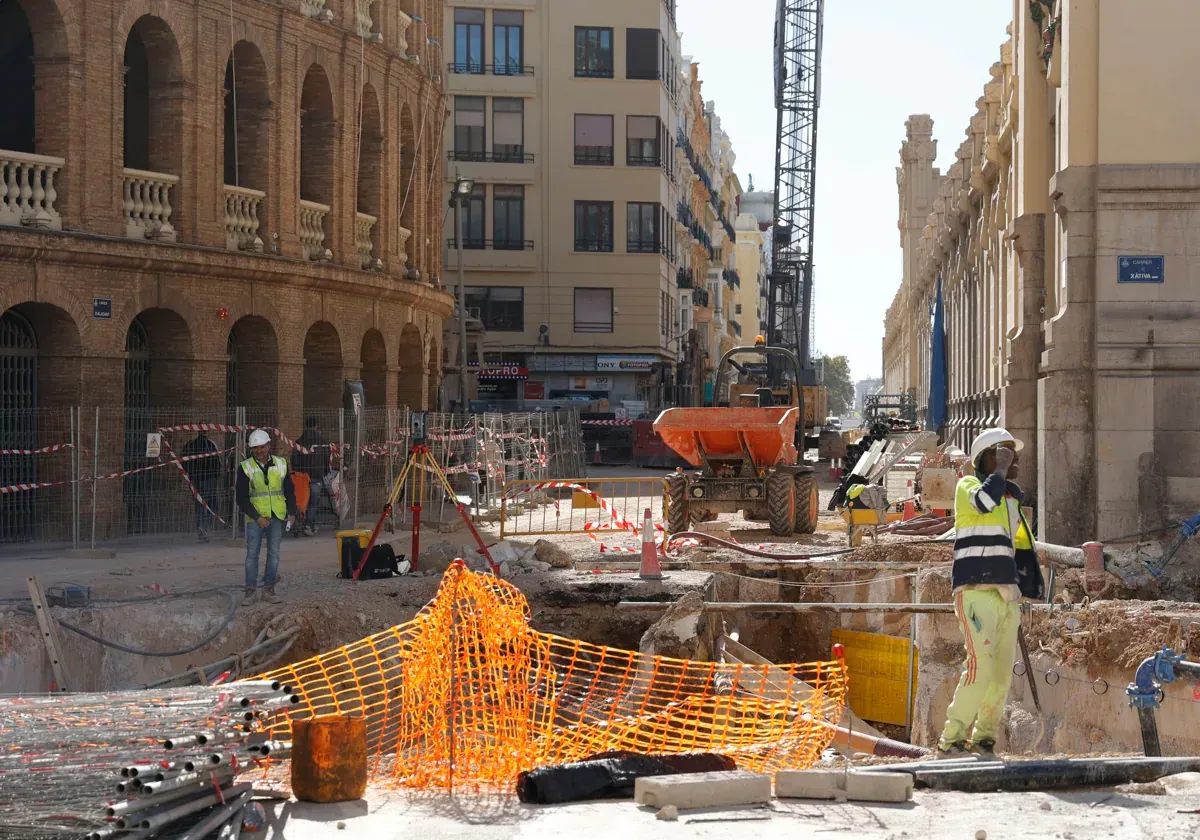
top-left (92, 297), bottom-right (112, 320)
top-left (1118, 256), bottom-right (1164, 284)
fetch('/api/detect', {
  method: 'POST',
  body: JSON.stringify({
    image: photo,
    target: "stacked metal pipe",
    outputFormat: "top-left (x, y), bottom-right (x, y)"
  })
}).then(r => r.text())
top-left (0, 682), bottom-right (297, 839)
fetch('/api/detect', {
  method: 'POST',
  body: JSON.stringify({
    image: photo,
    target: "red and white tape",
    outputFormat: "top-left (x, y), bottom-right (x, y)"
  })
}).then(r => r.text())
top-left (0, 443), bottom-right (74, 456)
top-left (581, 420), bottom-right (633, 427)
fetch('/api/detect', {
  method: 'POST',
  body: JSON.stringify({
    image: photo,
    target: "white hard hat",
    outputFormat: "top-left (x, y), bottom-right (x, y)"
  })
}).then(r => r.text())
top-left (969, 427), bottom-right (1022, 465)
top-left (248, 429), bottom-right (272, 448)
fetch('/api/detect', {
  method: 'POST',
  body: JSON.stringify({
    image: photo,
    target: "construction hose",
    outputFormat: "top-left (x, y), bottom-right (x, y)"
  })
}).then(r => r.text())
top-left (17, 588), bottom-right (238, 658)
top-left (666, 532), bottom-right (950, 561)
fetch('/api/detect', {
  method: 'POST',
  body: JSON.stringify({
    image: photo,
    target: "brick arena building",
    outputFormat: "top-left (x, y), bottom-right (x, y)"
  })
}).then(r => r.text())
top-left (0, 0), bottom-right (452, 541)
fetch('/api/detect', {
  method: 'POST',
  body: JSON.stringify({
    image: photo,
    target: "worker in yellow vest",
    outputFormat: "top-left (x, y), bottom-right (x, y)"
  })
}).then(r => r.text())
top-left (236, 429), bottom-right (297, 604)
top-left (938, 427), bottom-right (1044, 758)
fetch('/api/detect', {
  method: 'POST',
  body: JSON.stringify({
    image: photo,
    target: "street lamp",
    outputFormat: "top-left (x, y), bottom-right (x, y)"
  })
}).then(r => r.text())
top-left (450, 174), bottom-right (475, 413)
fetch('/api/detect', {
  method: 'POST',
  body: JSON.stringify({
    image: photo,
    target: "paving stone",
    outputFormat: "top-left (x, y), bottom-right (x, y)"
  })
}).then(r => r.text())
top-left (775, 769), bottom-right (845, 800)
top-left (633, 771), bottom-right (772, 810)
top-left (843, 771), bottom-right (913, 803)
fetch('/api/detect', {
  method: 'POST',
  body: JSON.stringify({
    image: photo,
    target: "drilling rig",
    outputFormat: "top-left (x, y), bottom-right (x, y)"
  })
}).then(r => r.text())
top-left (767, 0), bottom-right (829, 448)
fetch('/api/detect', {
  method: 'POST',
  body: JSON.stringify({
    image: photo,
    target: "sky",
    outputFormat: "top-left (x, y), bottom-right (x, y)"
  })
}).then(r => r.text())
top-left (676, 0), bottom-right (1014, 383)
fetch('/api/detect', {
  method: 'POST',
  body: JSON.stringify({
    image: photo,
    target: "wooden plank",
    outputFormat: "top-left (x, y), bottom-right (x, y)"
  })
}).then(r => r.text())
top-left (27, 577), bottom-right (71, 692)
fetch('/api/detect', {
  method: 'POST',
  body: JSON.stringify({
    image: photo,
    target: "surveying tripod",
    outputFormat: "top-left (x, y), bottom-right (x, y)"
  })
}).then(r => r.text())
top-left (351, 411), bottom-right (498, 581)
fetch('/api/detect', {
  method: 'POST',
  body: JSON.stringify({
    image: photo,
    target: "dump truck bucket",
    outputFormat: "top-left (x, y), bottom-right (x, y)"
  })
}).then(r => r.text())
top-left (653, 406), bottom-right (799, 469)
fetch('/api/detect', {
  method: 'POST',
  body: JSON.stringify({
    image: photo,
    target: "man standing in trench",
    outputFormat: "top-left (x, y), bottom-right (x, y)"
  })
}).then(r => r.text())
top-left (938, 428), bottom-right (1044, 757)
top-left (237, 429), bottom-right (297, 604)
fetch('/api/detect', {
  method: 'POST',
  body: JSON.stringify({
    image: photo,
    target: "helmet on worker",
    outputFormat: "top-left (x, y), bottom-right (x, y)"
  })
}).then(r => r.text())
top-left (248, 429), bottom-right (272, 450)
top-left (969, 428), bottom-right (1022, 469)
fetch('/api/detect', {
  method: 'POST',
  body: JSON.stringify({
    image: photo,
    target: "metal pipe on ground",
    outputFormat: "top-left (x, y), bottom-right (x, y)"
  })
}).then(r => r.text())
top-left (905, 756), bottom-right (1200, 793)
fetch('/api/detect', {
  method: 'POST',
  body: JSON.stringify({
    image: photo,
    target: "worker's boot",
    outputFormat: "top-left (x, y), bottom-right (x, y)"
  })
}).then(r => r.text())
top-left (936, 741), bottom-right (970, 759)
top-left (972, 739), bottom-right (997, 759)
top-left (262, 585), bottom-right (282, 605)
top-left (197, 528), bottom-right (209, 543)
top-left (243, 586), bottom-right (257, 605)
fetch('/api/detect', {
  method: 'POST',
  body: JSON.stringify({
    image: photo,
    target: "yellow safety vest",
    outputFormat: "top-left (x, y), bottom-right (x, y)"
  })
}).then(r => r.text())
top-left (241, 455), bottom-right (289, 522)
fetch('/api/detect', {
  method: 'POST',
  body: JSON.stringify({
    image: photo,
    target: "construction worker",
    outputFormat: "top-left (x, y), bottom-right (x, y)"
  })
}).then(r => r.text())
top-left (938, 428), bottom-right (1044, 757)
top-left (181, 430), bottom-right (219, 542)
top-left (291, 417), bottom-right (329, 536)
top-left (236, 429), bottom-right (296, 604)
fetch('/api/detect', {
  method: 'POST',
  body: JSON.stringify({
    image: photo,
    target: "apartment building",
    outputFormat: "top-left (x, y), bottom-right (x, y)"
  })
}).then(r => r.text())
top-left (441, 0), bottom-right (743, 410)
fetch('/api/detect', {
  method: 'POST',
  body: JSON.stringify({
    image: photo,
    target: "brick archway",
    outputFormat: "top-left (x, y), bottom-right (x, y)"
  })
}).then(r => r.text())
top-left (227, 315), bottom-right (278, 417)
top-left (303, 320), bottom-right (342, 411)
top-left (396, 323), bottom-right (423, 410)
top-left (359, 328), bottom-right (387, 408)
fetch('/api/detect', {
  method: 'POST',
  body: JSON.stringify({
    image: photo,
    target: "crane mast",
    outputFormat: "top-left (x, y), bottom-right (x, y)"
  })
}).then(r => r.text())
top-left (768, 0), bottom-right (823, 385)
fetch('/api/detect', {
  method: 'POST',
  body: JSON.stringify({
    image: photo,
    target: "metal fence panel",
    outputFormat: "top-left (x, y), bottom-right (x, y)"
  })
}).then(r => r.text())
top-left (499, 476), bottom-right (667, 542)
top-left (0, 408), bottom-right (77, 545)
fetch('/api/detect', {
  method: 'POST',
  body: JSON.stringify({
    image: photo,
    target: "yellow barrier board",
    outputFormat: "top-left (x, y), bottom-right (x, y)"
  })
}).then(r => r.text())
top-left (830, 628), bottom-right (918, 727)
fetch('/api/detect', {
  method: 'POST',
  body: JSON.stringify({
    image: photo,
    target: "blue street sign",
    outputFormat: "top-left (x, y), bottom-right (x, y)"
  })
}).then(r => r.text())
top-left (1118, 256), bottom-right (1164, 284)
top-left (92, 297), bottom-right (113, 319)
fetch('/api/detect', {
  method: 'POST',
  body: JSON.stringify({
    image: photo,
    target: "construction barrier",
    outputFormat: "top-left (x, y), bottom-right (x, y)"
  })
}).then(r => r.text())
top-left (499, 477), bottom-right (667, 540)
top-left (262, 563), bottom-right (849, 791)
top-left (0, 407), bottom-right (587, 548)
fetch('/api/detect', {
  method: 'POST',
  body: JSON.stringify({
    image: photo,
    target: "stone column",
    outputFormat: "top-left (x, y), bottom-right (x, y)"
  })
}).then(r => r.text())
top-left (1003, 212), bottom-right (1045, 519)
top-left (1038, 166), bottom-right (1097, 546)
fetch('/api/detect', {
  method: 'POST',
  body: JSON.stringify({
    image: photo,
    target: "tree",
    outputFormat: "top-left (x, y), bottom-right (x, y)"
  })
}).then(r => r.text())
top-left (821, 355), bottom-right (854, 416)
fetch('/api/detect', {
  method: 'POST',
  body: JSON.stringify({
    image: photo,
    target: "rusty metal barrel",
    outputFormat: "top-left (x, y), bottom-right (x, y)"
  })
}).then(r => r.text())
top-left (291, 715), bottom-right (367, 803)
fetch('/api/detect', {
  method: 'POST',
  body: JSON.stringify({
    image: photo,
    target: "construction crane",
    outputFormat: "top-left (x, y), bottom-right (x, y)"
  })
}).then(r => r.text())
top-left (768, 0), bottom-right (823, 385)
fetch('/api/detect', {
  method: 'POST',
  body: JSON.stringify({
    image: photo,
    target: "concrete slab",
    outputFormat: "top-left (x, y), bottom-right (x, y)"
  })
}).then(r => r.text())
top-left (633, 771), bottom-right (772, 810)
top-left (843, 771), bottom-right (913, 803)
top-left (775, 769), bottom-right (842, 800)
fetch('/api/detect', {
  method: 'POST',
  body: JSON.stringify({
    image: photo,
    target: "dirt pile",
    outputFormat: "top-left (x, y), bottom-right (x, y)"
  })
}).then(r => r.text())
top-left (844, 541), bottom-right (953, 565)
top-left (1026, 600), bottom-right (1200, 670)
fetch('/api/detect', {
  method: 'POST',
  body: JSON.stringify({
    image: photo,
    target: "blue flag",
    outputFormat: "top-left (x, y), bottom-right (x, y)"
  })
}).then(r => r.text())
top-left (927, 274), bottom-right (947, 436)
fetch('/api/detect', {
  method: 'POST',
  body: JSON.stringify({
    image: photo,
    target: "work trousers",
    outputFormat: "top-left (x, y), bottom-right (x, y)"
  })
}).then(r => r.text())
top-left (245, 517), bottom-right (283, 588)
top-left (938, 587), bottom-right (1020, 748)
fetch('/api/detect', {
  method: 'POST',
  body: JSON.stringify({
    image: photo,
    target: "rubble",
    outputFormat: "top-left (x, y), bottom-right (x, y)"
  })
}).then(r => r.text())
top-left (534, 539), bottom-right (575, 569)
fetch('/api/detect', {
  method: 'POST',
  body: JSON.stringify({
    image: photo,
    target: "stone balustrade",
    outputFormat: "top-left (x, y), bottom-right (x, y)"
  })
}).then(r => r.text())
top-left (397, 10), bottom-right (412, 53)
top-left (301, 0), bottom-right (331, 20)
top-left (300, 199), bottom-right (331, 260)
top-left (397, 224), bottom-right (412, 267)
top-left (0, 150), bottom-right (64, 230)
top-left (122, 168), bottom-right (179, 242)
top-left (356, 211), bottom-right (378, 268)
top-left (355, 0), bottom-right (373, 37)
top-left (224, 185), bottom-right (265, 252)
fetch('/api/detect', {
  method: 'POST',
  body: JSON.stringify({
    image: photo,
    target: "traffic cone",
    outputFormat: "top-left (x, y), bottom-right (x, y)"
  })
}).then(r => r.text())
top-left (639, 508), bottom-right (663, 580)
top-left (827, 458), bottom-right (840, 481)
top-left (903, 499), bottom-right (917, 521)
top-left (592, 442), bottom-right (602, 465)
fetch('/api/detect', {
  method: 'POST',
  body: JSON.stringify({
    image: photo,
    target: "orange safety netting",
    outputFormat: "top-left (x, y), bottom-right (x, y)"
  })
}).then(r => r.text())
top-left (261, 563), bottom-right (848, 791)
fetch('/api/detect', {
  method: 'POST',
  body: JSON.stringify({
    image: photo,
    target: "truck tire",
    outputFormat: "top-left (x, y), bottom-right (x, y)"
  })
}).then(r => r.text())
top-left (665, 474), bottom-right (690, 535)
top-left (766, 472), bottom-right (796, 537)
top-left (794, 473), bottom-right (819, 534)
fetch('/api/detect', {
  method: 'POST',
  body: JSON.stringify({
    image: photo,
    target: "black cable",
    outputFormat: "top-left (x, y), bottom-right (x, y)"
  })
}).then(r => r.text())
top-left (15, 588), bottom-right (238, 658)
top-left (1098, 521), bottom-right (1184, 545)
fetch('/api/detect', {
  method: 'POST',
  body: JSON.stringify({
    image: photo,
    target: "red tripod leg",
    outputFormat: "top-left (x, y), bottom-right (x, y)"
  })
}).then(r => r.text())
top-left (410, 502), bottom-right (422, 573)
top-left (457, 503), bottom-right (499, 574)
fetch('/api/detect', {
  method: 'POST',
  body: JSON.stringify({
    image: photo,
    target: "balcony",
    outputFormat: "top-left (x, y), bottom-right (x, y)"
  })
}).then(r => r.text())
top-left (692, 287), bottom-right (711, 309)
top-left (299, 199), bottom-right (331, 261)
top-left (574, 238), bottom-right (613, 254)
top-left (122, 168), bottom-right (178, 242)
top-left (448, 149), bottom-right (535, 164)
top-left (447, 238), bottom-right (536, 271)
top-left (0, 150), bottom-right (63, 231)
top-left (627, 153), bottom-right (662, 168)
top-left (356, 211), bottom-right (379, 269)
top-left (445, 62), bottom-right (536, 96)
top-left (574, 146), bottom-right (614, 166)
top-left (223, 185), bottom-right (265, 252)
top-left (676, 267), bottom-right (694, 289)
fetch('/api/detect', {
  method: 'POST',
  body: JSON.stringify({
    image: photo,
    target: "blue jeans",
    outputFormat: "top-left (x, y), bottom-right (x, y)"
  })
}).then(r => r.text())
top-left (245, 517), bottom-right (283, 588)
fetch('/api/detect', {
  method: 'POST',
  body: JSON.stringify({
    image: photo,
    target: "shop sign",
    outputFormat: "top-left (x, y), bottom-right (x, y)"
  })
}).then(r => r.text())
top-left (596, 354), bottom-right (657, 371)
top-left (572, 375), bottom-right (612, 391)
top-left (477, 365), bottom-right (528, 380)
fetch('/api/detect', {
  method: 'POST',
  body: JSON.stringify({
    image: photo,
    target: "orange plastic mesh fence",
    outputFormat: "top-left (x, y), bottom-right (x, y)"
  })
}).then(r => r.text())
top-left (260, 563), bottom-right (848, 791)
